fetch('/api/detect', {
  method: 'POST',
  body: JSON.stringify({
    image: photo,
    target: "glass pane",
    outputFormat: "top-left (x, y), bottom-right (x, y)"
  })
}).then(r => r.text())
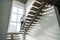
top-left (17, 15), bottom-right (23, 22)
top-left (8, 22), bottom-right (17, 32)
top-left (18, 8), bottom-right (24, 14)
top-left (12, 7), bottom-right (18, 13)
top-left (16, 23), bottom-right (21, 32)
top-left (10, 14), bottom-right (17, 21)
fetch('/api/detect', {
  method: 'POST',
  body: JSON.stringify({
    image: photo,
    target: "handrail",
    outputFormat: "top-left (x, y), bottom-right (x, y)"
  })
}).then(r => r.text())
top-left (24, 1), bottom-right (45, 34)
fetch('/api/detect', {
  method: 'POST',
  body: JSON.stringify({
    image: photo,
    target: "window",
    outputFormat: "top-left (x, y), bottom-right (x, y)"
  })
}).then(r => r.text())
top-left (8, 5), bottom-right (24, 32)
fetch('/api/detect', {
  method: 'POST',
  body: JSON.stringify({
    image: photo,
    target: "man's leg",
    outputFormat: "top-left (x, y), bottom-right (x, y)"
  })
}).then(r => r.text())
top-left (20, 21), bottom-right (25, 31)
top-left (23, 21), bottom-right (25, 28)
top-left (20, 21), bottom-right (23, 29)
top-left (20, 21), bottom-right (23, 31)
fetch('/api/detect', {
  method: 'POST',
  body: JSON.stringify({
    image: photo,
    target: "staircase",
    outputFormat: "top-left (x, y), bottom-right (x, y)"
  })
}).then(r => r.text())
top-left (20, 0), bottom-right (52, 34)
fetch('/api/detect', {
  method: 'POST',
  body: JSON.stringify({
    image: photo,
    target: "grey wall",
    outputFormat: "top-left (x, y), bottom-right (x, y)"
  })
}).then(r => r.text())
top-left (0, 0), bottom-right (13, 40)
top-left (25, 0), bottom-right (35, 18)
top-left (26, 6), bottom-right (60, 40)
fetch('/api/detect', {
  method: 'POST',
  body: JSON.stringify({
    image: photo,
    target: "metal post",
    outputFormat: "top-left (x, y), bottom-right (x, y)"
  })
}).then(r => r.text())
top-left (23, 34), bottom-right (26, 40)
top-left (11, 35), bottom-right (14, 39)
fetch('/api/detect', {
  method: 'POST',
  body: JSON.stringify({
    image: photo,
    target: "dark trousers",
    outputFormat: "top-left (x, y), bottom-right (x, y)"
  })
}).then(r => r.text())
top-left (20, 21), bottom-right (25, 29)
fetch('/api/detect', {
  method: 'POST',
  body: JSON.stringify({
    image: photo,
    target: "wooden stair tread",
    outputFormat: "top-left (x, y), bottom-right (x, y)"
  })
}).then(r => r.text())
top-left (33, 2), bottom-right (41, 7)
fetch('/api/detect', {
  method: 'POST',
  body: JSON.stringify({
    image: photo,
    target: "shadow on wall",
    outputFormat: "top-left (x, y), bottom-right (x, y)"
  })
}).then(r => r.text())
top-left (27, 6), bottom-right (60, 40)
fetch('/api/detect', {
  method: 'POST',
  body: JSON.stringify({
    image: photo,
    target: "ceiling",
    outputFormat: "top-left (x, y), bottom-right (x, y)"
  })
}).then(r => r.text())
top-left (44, 0), bottom-right (59, 5)
top-left (16, 0), bottom-right (59, 4)
top-left (16, 0), bottom-right (28, 4)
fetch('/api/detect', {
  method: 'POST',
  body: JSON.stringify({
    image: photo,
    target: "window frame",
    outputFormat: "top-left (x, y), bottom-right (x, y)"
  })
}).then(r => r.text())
top-left (8, 5), bottom-right (24, 32)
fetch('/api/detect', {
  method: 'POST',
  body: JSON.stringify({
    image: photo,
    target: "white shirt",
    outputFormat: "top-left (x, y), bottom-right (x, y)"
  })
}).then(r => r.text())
top-left (20, 15), bottom-right (25, 22)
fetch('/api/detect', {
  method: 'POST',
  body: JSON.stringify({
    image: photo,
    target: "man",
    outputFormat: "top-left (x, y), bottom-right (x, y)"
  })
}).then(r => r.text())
top-left (20, 14), bottom-right (25, 30)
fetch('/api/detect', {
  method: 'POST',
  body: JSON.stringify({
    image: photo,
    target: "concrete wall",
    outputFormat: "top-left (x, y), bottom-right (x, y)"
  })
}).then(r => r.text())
top-left (0, 0), bottom-right (13, 40)
top-left (26, 6), bottom-right (60, 40)
top-left (25, 0), bottom-right (60, 40)
top-left (25, 0), bottom-right (35, 18)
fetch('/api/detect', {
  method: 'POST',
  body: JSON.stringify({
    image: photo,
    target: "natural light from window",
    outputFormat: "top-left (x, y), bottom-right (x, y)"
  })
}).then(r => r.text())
top-left (8, 2), bottom-right (24, 32)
